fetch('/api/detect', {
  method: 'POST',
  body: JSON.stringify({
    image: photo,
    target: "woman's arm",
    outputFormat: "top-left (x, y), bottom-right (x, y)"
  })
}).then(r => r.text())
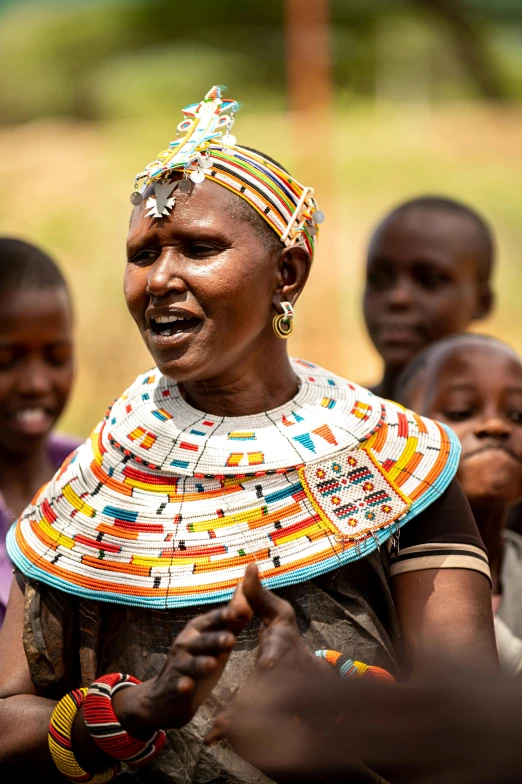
top-left (390, 479), bottom-right (499, 678)
top-left (392, 568), bottom-right (499, 678)
top-left (0, 578), bottom-right (60, 778)
top-left (0, 576), bottom-right (253, 776)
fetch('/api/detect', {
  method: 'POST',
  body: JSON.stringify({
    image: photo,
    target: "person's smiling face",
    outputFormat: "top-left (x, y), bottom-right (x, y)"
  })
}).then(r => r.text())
top-left (0, 287), bottom-right (74, 457)
top-left (125, 178), bottom-right (290, 384)
top-left (409, 339), bottom-right (522, 508)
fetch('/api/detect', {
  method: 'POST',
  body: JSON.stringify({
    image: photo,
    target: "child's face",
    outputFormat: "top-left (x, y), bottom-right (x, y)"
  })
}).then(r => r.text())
top-left (363, 208), bottom-right (490, 370)
top-left (0, 287), bottom-right (74, 456)
top-left (411, 342), bottom-right (522, 509)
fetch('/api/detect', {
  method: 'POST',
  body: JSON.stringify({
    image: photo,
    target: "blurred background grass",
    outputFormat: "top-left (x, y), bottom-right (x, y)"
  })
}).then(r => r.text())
top-left (1, 0), bottom-right (522, 436)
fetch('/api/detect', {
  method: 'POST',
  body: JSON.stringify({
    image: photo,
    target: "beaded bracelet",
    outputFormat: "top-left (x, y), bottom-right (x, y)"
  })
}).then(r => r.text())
top-left (315, 650), bottom-right (395, 682)
top-left (48, 687), bottom-right (121, 783)
top-left (84, 673), bottom-right (166, 767)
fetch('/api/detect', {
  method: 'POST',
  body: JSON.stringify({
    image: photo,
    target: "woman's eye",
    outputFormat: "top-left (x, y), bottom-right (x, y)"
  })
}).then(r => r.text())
top-left (507, 410), bottom-right (522, 424)
top-left (442, 409), bottom-right (473, 422)
top-left (128, 250), bottom-right (158, 265)
top-left (184, 243), bottom-right (221, 258)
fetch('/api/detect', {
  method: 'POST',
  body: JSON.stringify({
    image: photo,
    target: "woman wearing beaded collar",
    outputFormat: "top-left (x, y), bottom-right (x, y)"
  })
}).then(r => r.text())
top-left (1, 87), bottom-right (497, 783)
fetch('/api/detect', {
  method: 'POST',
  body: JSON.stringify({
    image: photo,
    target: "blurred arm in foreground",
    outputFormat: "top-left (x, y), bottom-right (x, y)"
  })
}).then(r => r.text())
top-left (210, 663), bottom-right (522, 784)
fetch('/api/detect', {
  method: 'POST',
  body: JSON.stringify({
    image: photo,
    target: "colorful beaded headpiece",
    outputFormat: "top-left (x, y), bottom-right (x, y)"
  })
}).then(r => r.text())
top-left (130, 86), bottom-right (324, 260)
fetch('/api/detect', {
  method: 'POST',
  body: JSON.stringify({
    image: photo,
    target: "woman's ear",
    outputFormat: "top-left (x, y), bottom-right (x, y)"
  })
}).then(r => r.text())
top-left (273, 245), bottom-right (312, 308)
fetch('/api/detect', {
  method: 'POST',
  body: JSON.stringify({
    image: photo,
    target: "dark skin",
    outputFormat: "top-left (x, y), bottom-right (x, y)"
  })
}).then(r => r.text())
top-left (125, 176), bottom-right (309, 415)
top-left (0, 182), bottom-right (498, 775)
top-left (209, 656), bottom-right (522, 784)
top-left (0, 574), bottom-right (254, 778)
top-left (404, 338), bottom-right (522, 598)
top-left (208, 565), bottom-right (498, 783)
top-left (0, 287), bottom-right (74, 517)
top-left (363, 207), bottom-right (493, 399)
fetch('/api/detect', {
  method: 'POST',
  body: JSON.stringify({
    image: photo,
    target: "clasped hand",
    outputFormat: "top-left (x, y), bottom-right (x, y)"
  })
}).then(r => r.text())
top-left (115, 563), bottom-right (328, 737)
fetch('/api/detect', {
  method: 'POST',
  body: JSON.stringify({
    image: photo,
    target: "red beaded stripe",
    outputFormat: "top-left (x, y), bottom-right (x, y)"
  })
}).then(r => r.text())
top-left (84, 674), bottom-right (166, 767)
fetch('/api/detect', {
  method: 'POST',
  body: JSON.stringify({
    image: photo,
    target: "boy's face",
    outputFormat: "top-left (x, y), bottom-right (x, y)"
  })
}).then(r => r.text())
top-left (363, 208), bottom-right (491, 370)
top-left (410, 342), bottom-right (522, 509)
top-left (0, 287), bottom-right (74, 457)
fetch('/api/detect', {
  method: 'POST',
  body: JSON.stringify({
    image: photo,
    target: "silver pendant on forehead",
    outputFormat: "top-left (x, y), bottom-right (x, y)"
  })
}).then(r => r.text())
top-left (153, 180), bottom-right (176, 215)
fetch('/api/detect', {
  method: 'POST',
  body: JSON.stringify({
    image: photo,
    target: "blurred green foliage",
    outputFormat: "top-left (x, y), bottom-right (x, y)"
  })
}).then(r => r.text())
top-left (1, 0), bottom-right (522, 123)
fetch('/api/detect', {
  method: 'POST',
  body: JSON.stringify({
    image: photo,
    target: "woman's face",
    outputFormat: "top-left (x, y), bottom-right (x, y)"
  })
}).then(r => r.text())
top-left (125, 179), bottom-right (284, 382)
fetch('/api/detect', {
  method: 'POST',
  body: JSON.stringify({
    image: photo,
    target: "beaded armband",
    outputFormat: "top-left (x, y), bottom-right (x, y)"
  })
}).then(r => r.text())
top-left (84, 673), bottom-right (166, 767)
top-left (48, 688), bottom-right (121, 783)
top-left (315, 650), bottom-right (395, 682)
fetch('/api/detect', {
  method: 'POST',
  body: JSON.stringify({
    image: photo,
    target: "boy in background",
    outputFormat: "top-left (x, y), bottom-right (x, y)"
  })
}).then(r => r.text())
top-left (0, 238), bottom-right (79, 626)
top-left (363, 195), bottom-right (495, 399)
top-left (398, 333), bottom-right (522, 675)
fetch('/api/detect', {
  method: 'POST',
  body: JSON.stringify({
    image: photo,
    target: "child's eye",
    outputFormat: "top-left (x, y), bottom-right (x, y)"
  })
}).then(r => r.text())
top-left (46, 345), bottom-right (73, 369)
top-left (0, 349), bottom-right (17, 371)
top-left (441, 408), bottom-right (473, 422)
top-left (366, 267), bottom-right (394, 290)
top-left (507, 410), bottom-right (522, 424)
top-left (416, 269), bottom-right (450, 291)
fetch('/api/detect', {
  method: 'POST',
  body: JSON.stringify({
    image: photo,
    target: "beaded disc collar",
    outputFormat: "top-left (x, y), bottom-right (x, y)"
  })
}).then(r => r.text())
top-left (8, 360), bottom-right (459, 608)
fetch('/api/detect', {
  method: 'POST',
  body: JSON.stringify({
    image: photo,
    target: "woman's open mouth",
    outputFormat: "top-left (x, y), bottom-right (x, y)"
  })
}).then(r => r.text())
top-left (149, 314), bottom-right (202, 342)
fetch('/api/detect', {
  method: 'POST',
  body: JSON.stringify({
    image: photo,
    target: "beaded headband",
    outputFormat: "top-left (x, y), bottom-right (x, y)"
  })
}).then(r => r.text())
top-left (130, 86), bottom-right (324, 260)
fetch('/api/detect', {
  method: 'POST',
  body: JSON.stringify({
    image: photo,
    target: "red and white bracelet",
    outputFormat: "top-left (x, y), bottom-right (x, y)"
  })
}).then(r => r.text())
top-left (84, 673), bottom-right (166, 767)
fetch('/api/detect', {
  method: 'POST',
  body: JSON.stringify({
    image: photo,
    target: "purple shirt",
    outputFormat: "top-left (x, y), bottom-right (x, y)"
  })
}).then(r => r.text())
top-left (0, 433), bottom-right (81, 627)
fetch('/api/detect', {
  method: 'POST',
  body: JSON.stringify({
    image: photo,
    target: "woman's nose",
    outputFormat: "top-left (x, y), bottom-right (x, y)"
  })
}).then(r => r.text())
top-left (146, 252), bottom-right (188, 298)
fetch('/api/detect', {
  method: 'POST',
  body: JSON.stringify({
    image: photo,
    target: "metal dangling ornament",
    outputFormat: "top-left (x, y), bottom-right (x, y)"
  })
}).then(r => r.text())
top-left (273, 301), bottom-right (294, 339)
top-left (222, 114), bottom-right (237, 147)
top-left (130, 186), bottom-right (144, 207)
top-left (190, 163), bottom-right (205, 184)
top-left (200, 151), bottom-right (213, 169)
top-left (178, 170), bottom-right (192, 194)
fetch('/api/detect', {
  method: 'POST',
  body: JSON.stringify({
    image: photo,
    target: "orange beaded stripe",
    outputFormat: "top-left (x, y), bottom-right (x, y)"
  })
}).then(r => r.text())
top-left (8, 359), bottom-right (460, 608)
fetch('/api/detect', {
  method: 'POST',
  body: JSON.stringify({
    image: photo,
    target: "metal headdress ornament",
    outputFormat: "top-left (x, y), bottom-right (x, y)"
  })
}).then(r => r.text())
top-left (131, 86), bottom-right (324, 260)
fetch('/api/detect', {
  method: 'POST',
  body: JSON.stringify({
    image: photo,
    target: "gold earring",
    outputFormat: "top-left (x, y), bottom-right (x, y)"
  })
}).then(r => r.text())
top-left (273, 301), bottom-right (294, 339)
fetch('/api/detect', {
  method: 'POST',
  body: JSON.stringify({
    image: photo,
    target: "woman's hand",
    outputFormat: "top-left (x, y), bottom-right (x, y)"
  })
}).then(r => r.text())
top-left (205, 563), bottom-right (335, 749)
top-left (115, 581), bottom-right (253, 735)
top-left (240, 563), bottom-right (330, 675)
top-left (206, 660), bottom-right (316, 777)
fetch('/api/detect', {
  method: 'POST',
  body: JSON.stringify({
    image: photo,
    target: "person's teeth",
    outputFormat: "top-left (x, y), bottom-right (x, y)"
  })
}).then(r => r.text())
top-left (15, 408), bottom-right (46, 422)
top-left (154, 315), bottom-right (188, 324)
